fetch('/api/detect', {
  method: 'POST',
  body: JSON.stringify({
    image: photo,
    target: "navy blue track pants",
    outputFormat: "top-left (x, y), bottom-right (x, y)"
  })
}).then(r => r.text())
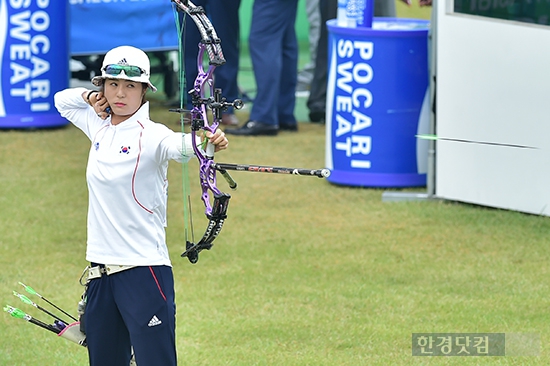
top-left (85, 265), bottom-right (177, 366)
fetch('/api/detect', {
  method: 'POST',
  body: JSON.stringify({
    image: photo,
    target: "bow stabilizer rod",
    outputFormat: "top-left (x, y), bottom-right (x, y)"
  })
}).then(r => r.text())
top-left (214, 163), bottom-right (330, 178)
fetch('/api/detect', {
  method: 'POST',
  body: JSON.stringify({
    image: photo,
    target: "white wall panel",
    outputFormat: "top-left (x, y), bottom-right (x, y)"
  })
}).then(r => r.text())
top-left (436, 1), bottom-right (550, 215)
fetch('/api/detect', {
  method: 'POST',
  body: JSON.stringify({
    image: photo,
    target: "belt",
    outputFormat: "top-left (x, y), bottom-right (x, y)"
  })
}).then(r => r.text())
top-left (87, 264), bottom-right (137, 281)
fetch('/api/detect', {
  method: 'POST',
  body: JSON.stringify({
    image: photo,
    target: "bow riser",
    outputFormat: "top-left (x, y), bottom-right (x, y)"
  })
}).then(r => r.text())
top-left (199, 159), bottom-right (222, 216)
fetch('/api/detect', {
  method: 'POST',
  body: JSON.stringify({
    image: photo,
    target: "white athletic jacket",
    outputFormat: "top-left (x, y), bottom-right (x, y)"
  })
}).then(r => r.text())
top-left (54, 88), bottom-right (195, 266)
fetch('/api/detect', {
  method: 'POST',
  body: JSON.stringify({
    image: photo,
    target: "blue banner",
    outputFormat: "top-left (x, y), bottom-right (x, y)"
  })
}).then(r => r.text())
top-left (0, 0), bottom-right (69, 128)
top-left (69, 0), bottom-right (179, 55)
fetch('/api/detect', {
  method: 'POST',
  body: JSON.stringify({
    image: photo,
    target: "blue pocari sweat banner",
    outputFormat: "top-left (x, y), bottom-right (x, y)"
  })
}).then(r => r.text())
top-left (0, 0), bottom-right (69, 128)
top-left (69, 0), bottom-right (179, 55)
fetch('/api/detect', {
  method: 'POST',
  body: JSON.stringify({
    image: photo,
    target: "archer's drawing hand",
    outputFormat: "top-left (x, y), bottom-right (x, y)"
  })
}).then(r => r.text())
top-left (206, 129), bottom-right (229, 152)
top-left (92, 92), bottom-right (111, 120)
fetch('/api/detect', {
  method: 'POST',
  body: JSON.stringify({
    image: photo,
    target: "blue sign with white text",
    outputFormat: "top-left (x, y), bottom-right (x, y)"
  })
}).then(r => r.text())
top-left (0, 0), bottom-right (69, 128)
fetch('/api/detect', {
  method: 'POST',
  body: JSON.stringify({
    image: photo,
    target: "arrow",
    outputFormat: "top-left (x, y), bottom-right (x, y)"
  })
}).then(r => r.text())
top-left (416, 134), bottom-right (537, 149)
top-left (4, 305), bottom-right (61, 334)
top-left (13, 291), bottom-right (70, 325)
top-left (19, 282), bottom-right (78, 322)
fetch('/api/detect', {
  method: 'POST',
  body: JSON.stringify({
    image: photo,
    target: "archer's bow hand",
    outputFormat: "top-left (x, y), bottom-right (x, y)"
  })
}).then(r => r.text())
top-left (206, 129), bottom-right (229, 152)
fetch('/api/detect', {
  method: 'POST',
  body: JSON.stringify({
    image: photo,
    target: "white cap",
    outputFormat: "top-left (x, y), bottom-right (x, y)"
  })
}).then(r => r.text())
top-left (91, 46), bottom-right (157, 92)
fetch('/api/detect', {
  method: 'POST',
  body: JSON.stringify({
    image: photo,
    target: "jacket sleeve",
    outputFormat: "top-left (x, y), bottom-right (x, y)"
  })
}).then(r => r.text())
top-left (54, 88), bottom-right (106, 140)
top-left (158, 128), bottom-right (197, 164)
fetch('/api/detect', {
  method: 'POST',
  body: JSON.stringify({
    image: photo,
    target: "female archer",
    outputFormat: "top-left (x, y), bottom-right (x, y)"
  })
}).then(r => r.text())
top-left (54, 45), bottom-right (228, 366)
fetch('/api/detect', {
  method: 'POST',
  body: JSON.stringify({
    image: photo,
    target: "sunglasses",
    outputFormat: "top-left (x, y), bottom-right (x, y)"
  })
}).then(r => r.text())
top-left (103, 64), bottom-right (145, 77)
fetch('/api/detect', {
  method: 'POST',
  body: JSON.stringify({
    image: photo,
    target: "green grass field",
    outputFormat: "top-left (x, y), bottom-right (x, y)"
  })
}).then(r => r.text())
top-left (2, 2), bottom-right (550, 366)
top-left (2, 115), bottom-right (550, 365)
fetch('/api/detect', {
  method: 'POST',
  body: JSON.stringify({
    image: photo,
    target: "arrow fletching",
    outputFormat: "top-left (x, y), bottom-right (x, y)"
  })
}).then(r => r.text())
top-left (4, 305), bottom-right (30, 320)
top-left (19, 282), bottom-right (40, 297)
top-left (415, 134), bottom-right (438, 140)
top-left (13, 291), bottom-right (34, 307)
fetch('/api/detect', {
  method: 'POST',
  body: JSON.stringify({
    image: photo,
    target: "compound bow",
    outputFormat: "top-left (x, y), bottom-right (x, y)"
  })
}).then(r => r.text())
top-left (171, 0), bottom-right (240, 264)
top-left (171, 0), bottom-right (330, 264)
